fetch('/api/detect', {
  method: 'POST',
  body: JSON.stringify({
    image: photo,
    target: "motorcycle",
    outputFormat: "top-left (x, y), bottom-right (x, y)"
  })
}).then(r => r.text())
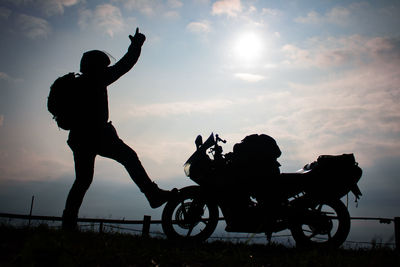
top-left (161, 133), bottom-right (362, 247)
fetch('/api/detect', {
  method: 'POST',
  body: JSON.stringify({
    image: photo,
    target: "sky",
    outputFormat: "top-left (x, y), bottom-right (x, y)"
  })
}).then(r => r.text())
top-left (0, 0), bottom-right (399, 245)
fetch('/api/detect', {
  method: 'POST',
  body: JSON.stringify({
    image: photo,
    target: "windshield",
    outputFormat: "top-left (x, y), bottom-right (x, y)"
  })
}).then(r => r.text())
top-left (184, 163), bottom-right (191, 176)
top-left (184, 133), bottom-right (215, 165)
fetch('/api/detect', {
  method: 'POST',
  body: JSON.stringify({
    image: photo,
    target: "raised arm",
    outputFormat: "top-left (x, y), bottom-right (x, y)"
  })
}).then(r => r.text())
top-left (105, 27), bottom-right (146, 85)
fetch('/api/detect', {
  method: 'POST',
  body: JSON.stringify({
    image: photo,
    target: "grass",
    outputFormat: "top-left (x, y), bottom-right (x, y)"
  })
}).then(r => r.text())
top-left (0, 224), bottom-right (399, 267)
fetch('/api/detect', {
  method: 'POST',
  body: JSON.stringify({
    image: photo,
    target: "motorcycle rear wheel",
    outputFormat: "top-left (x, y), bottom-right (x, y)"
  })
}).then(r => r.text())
top-left (290, 199), bottom-right (350, 248)
top-left (161, 186), bottom-right (219, 242)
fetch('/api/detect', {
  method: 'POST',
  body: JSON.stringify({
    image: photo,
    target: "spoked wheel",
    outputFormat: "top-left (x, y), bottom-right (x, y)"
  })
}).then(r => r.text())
top-left (161, 186), bottom-right (219, 242)
top-left (290, 199), bottom-right (350, 248)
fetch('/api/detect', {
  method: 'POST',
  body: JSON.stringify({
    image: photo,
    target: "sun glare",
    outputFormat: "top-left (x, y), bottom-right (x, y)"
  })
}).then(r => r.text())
top-left (233, 32), bottom-right (263, 62)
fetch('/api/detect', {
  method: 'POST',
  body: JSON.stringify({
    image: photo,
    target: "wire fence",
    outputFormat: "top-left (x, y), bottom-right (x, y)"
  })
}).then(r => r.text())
top-left (0, 212), bottom-right (398, 249)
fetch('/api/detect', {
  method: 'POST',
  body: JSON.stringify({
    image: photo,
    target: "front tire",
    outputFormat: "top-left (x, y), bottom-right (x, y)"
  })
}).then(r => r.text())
top-left (161, 186), bottom-right (219, 242)
top-left (290, 199), bottom-right (350, 248)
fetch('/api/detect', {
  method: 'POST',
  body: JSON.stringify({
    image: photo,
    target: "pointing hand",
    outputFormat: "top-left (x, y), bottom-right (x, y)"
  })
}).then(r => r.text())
top-left (129, 27), bottom-right (146, 47)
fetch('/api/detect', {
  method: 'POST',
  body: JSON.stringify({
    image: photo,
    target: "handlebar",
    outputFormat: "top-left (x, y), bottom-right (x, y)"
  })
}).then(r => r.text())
top-left (215, 134), bottom-right (226, 144)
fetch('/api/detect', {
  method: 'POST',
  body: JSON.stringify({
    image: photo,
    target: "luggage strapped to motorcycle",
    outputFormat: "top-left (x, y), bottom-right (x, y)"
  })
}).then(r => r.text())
top-left (313, 153), bottom-right (362, 201)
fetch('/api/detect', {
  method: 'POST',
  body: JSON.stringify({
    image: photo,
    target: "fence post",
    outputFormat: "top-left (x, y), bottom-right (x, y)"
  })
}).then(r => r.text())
top-left (142, 215), bottom-right (151, 237)
top-left (99, 221), bottom-right (103, 234)
top-left (28, 195), bottom-right (34, 227)
top-left (395, 217), bottom-right (400, 251)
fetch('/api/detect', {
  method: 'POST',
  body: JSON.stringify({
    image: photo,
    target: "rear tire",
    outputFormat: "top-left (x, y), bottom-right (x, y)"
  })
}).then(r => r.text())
top-left (161, 186), bottom-right (219, 242)
top-left (290, 199), bottom-right (350, 248)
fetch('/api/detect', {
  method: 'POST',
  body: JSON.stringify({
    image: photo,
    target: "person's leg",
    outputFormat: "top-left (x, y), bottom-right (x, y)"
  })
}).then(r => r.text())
top-left (62, 149), bottom-right (96, 230)
top-left (98, 124), bottom-right (172, 208)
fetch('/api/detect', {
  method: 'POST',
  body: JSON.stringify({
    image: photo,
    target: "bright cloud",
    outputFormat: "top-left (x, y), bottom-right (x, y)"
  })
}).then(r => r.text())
top-left (15, 14), bottom-right (51, 39)
top-left (79, 4), bottom-right (125, 37)
top-left (235, 73), bottom-right (265, 82)
top-left (212, 0), bottom-right (242, 17)
top-left (37, 0), bottom-right (80, 16)
top-left (128, 99), bottom-right (235, 117)
top-left (186, 20), bottom-right (211, 33)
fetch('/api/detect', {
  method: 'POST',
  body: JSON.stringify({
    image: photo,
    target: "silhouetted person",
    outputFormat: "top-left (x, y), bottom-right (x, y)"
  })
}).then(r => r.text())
top-left (62, 28), bottom-right (172, 230)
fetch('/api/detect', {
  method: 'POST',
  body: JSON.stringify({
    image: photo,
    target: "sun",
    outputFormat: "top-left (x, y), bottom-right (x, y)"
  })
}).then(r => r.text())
top-left (233, 32), bottom-right (263, 62)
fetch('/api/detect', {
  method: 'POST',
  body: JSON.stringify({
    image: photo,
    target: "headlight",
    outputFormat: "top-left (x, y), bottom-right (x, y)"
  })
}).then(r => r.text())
top-left (184, 163), bottom-right (191, 176)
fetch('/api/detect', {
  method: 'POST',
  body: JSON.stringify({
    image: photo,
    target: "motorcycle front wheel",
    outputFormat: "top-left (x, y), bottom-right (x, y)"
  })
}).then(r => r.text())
top-left (161, 186), bottom-right (219, 242)
top-left (290, 199), bottom-right (350, 248)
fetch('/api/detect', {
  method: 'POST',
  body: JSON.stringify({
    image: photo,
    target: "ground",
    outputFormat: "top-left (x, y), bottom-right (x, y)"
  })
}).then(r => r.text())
top-left (0, 224), bottom-right (399, 266)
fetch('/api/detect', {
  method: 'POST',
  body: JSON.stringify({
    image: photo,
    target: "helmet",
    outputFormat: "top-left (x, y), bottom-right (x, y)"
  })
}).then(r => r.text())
top-left (80, 50), bottom-right (111, 73)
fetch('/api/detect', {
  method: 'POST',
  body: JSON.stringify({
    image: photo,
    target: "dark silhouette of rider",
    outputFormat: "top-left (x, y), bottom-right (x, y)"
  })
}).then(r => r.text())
top-left (62, 28), bottom-right (172, 230)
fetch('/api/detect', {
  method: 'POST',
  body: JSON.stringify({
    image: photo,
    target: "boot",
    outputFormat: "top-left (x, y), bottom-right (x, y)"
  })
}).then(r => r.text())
top-left (143, 182), bottom-right (174, 208)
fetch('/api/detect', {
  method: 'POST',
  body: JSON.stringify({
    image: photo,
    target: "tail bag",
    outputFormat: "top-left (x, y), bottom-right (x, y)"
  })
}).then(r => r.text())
top-left (310, 154), bottom-right (363, 200)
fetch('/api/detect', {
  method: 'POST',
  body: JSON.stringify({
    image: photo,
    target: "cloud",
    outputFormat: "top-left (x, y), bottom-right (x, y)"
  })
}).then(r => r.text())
top-left (167, 0), bottom-right (182, 8)
top-left (0, 148), bottom-right (73, 182)
top-left (325, 6), bottom-right (350, 24)
top-left (0, 72), bottom-right (11, 80)
top-left (294, 3), bottom-right (400, 32)
top-left (117, 0), bottom-right (161, 16)
top-left (1, 0), bottom-right (80, 16)
top-left (79, 4), bottom-right (125, 37)
top-left (131, 140), bottom-right (193, 173)
top-left (288, 83), bottom-right (399, 164)
top-left (0, 72), bottom-right (22, 82)
top-left (235, 73), bottom-right (265, 82)
top-left (15, 14), bottom-right (51, 39)
top-left (0, 115), bottom-right (3, 127)
top-left (282, 35), bottom-right (400, 69)
top-left (186, 20), bottom-right (211, 33)
top-left (128, 99), bottom-right (235, 118)
top-left (264, 50), bottom-right (399, 165)
top-left (116, 0), bottom-right (182, 18)
top-left (163, 10), bottom-right (180, 19)
top-left (295, 6), bottom-right (350, 26)
top-left (232, 36), bottom-right (400, 166)
top-left (0, 0), bottom-right (32, 5)
top-left (261, 8), bottom-right (281, 16)
top-left (37, 0), bottom-right (80, 16)
top-left (294, 10), bottom-right (320, 24)
top-left (212, 0), bottom-right (242, 17)
top-left (194, 0), bottom-right (210, 3)
top-left (0, 7), bottom-right (11, 20)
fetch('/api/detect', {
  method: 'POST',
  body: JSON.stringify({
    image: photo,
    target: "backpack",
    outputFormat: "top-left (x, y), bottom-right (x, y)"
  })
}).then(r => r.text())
top-left (47, 72), bottom-right (79, 130)
top-left (233, 134), bottom-right (281, 162)
top-left (230, 134), bottom-right (282, 200)
top-left (232, 134), bottom-right (282, 178)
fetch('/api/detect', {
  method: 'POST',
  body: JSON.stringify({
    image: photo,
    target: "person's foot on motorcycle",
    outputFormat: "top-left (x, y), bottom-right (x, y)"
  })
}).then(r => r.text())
top-left (144, 182), bottom-right (175, 208)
